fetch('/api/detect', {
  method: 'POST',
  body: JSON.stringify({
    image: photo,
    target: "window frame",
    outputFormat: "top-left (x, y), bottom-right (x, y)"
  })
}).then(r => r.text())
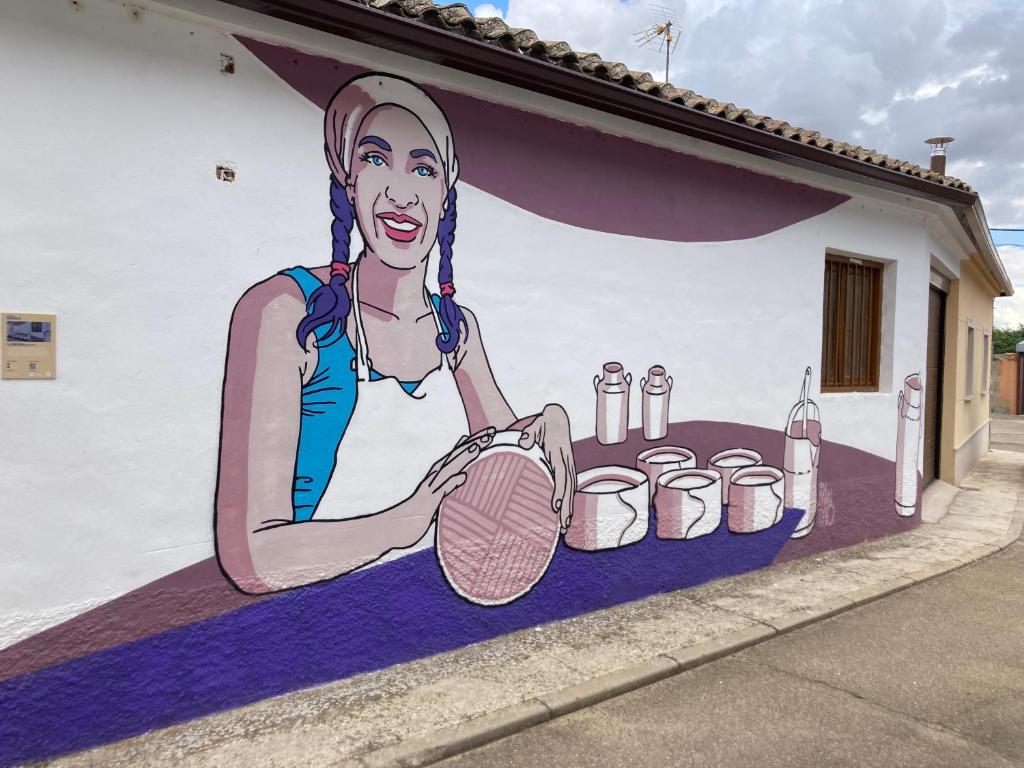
top-left (820, 253), bottom-right (884, 393)
top-left (965, 321), bottom-right (976, 401)
top-left (982, 327), bottom-right (991, 395)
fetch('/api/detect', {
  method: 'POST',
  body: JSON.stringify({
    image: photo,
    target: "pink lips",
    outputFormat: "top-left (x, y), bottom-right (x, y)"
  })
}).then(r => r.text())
top-left (376, 212), bottom-right (423, 243)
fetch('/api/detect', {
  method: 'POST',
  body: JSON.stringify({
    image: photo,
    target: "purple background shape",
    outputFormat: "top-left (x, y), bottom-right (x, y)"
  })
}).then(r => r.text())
top-left (0, 513), bottom-right (800, 766)
top-left (235, 36), bottom-right (849, 243)
top-left (0, 421), bottom-right (913, 765)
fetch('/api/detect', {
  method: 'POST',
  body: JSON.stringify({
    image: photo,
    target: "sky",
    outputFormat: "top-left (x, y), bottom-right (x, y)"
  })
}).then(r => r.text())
top-left (472, 0), bottom-right (1024, 325)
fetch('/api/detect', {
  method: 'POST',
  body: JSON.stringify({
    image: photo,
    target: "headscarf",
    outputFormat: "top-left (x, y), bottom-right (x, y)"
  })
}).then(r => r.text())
top-left (323, 73), bottom-right (459, 201)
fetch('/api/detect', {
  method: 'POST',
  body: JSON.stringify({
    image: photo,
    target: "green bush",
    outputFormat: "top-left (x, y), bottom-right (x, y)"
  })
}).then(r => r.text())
top-left (993, 324), bottom-right (1024, 355)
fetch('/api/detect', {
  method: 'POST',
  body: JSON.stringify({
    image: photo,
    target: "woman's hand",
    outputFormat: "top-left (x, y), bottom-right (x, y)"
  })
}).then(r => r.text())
top-left (518, 404), bottom-right (577, 532)
top-left (386, 427), bottom-right (497, 549)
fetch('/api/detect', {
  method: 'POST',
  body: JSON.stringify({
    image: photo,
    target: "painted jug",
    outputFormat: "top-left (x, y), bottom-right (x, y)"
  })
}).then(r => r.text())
top-left (594, 362), bottom-right (631, 445)
top-left (641, 365), bottom-right (673, 441)
top-left (894, 373), bottom-right (923, 517)
top-left (784, 367), bottom-right (822, 538)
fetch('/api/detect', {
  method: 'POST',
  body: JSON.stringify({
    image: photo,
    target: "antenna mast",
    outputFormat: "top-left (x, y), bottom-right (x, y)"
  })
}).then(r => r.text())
top-left (633, 3), bottom-right (680, 84)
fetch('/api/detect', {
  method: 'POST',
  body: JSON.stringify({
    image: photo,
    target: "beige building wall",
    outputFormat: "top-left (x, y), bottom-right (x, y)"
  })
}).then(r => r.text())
top-left (940, 257), bottom-right (999, 484)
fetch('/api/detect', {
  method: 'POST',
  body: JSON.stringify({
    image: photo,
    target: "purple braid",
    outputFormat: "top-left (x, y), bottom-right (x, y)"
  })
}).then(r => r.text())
top-left (436, 186), bottom-right (467, 353)
top-left (295, 176), bottom-right (353, 349)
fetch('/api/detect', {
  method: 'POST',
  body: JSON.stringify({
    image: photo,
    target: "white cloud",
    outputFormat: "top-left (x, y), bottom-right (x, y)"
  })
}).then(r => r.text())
top-left (472, 3), bottom-right (504, 19)
top-left (859, 107), bottom-right (889, 126)
top-left (995, 245), bottom-right (1024, 327)
top-left (894, 61), bottom-right (1008, 101)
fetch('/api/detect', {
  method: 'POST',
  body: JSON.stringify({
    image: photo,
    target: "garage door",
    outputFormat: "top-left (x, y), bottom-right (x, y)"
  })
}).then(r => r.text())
top-left (922, 285), bottom-right (945, 484)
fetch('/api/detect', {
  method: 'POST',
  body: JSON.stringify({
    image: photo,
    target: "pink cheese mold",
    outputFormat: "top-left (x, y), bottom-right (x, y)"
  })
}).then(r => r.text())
top-left (654, 468), bottom-right (723, 540)
top-left (636, 445), bottom-right (697, 504)
top-left (566, 466), bottom-right (649, 551)
top-left (707, 448), bottom-right (763, 505)
top-left (436, 431), bottom-right (560, 606)
top-left (727, 465), bottom-right (785, 533)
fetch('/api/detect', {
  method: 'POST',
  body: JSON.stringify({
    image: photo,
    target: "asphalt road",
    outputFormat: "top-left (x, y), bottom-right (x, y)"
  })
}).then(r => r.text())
top-left (440, 541), bottom-right (1024, 768)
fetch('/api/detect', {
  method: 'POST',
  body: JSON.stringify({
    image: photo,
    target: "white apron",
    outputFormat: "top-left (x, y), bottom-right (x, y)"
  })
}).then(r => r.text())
top-left (312, 264), bottom-right (468, 523)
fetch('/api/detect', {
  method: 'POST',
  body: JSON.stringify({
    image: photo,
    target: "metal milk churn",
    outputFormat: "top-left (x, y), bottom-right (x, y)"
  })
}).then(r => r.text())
top-left (594, 362), bottom-right (631, 445)
top-left (641, 365), bottom-right (672, 441)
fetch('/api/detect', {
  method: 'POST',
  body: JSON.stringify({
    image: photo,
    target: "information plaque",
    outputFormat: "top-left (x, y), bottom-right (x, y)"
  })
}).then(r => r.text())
top-left (2, 312), bottom-right (57, 380)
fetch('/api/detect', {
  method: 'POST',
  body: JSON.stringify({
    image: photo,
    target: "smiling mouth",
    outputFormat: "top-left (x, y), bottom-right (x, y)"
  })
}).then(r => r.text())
top-left (377, 212), bottom-right (423, 243)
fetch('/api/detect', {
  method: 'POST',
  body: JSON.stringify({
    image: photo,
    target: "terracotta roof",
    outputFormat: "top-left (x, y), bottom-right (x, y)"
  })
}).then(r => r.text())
top-left (362, 0), bottom-right (972, 193)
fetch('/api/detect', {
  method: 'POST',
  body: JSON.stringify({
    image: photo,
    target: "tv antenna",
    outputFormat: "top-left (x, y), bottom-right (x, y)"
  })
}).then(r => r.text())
top-left (633, 4), bottom-right (680, 84)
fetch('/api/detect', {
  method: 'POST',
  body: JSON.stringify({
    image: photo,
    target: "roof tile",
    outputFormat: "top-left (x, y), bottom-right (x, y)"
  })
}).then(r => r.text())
top-left (362, 0), bottom-right (972, 192)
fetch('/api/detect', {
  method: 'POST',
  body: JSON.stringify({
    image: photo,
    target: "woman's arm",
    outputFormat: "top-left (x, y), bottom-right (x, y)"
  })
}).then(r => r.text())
top-left (450, 308), bottom-right (516, 432)
top-left (215, 277), bottom-right (484, 594)
top-left (452, 308), bottom-right (576, 528)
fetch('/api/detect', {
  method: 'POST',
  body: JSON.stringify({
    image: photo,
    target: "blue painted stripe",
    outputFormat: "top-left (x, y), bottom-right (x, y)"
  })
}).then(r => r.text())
top-left (0, 513), bottom-right (801, 765)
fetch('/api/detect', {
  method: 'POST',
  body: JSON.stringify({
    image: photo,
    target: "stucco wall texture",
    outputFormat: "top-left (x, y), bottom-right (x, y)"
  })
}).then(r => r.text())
top-left (0, 0), bottom-right (981, 764)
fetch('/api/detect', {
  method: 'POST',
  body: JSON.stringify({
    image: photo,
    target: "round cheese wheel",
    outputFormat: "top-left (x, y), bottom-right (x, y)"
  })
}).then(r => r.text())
top-left (436, 443), bottom-right (559, 606)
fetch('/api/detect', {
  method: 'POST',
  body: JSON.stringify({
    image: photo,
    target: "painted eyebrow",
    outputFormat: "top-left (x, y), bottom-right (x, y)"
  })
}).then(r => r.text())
top-left (358, 135), bottom-right (392, 152)
top-left (410, 148), bottom-right (437, 161)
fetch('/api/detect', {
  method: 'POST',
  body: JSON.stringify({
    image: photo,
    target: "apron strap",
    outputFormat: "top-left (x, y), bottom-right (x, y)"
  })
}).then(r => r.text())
top-left (350, 262), bottom-right (373, 382)
top-left (351, 262), bottom-right (455, 380)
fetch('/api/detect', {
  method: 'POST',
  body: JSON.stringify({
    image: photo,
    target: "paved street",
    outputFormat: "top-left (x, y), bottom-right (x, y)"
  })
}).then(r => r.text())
top-left (992, 414), bottom-right (1024, 454)
top-left (441, 541), bottom-right (1024, 768)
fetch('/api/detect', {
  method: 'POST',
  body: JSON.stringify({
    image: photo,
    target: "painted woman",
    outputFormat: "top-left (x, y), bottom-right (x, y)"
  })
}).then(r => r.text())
top-left (215, 74), bottom-right (576, 594)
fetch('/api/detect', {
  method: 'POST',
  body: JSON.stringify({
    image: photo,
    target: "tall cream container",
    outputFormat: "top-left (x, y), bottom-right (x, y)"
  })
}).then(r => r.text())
top-left (641, 365), bottom-right (672, 441)
top-left (784, 367), bottom-right (822, 539)
top-left (895, 373), bottom-right (923, 517)
top-left (594, 362), bottom-right (631, 445)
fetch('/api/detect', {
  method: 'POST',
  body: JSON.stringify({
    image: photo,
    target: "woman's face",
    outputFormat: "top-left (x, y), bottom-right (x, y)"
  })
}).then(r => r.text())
top-left (348, 105), bottom-right (449, 270)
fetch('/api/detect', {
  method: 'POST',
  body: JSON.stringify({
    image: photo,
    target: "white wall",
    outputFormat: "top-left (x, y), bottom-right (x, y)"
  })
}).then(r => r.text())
top-left (0, 0), bottom-right (945, 646)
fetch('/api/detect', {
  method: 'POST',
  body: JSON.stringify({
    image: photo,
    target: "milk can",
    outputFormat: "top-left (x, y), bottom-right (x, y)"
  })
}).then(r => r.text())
top-left (784, 367), bottom-right (822, 538)
top-left (895, 373), bottom-right (923, 517)
top-left (594, 362), bottom-right (631, 445)
top-left (641, 365), bottom-right (672, 441)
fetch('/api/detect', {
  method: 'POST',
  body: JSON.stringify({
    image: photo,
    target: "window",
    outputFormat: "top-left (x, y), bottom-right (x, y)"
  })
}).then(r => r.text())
top-left (983, 328), bottom-right (991, 395)
top-left (965, 322), bottom-right (976, 399)
top-left (821, 254), bottom-right (883, 392)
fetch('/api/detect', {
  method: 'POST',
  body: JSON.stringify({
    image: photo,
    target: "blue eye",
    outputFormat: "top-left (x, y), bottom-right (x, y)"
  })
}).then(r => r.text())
top-left (414, 165), bottom-right (437, 178)
top-left (359, 151), bottom-right (386, 167)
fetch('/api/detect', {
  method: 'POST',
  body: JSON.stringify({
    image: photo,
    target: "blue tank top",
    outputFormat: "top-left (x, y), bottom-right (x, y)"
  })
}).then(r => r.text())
top-left (280, 266), bottom-right (446, 521)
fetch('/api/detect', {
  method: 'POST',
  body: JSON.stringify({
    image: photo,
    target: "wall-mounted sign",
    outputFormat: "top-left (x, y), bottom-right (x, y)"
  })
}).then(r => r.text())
top-left (2, 312), bottom-right (56, 379)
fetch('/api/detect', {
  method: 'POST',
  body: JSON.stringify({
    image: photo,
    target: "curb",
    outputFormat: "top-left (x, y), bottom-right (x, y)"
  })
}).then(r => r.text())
top-left (357, 506), bottom-right (1024, 768)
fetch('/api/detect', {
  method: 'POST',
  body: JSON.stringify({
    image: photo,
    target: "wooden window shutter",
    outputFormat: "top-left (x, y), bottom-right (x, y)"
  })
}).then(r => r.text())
top-left (821, 254), bottom-right (883, 392)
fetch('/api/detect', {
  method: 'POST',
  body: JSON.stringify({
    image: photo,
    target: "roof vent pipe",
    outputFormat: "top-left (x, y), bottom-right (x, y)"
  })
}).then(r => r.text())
top-left (925, 136), bottom-right (954, 175)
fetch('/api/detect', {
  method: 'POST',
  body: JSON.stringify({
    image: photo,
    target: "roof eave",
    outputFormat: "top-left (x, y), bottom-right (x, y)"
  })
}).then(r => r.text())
top-left (961, 202), bottom-right (1015, 297)
top-left (218, 0), bottom-right (1008, 263)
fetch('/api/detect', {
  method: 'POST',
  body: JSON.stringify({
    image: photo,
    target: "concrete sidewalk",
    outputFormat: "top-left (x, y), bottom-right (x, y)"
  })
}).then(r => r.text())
top-left (440, 540), bottom-right (1024, 768)
top-left (991, 413), bottom-right (1024, 453)
top-left (43, 451), bottom-right (1024, 768)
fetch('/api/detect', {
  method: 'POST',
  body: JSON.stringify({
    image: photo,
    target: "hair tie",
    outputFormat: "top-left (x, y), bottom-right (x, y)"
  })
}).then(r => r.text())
top-left (439, 282), bottom-right (456, 297)
top-left (330, 261), bottom-right (351, 279)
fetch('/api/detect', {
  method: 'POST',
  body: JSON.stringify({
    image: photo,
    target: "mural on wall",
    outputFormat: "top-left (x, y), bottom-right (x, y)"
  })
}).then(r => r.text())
top-left (215, 74), bottom-right (835, 606)
top-left (0, 41), bottom-right (928, 767)
top-left (214, 73), bottom-right (576, 599)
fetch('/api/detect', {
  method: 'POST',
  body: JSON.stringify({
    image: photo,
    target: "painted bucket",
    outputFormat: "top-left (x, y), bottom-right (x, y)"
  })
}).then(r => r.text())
top-left (566, 466), bottom-right (649, 550)
top-left (654, 468), bottom-right (723, 540)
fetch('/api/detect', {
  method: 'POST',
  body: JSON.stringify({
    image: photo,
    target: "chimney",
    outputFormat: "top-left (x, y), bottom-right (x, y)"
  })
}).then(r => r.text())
top-left (925, 136), bottom-right (954, 175)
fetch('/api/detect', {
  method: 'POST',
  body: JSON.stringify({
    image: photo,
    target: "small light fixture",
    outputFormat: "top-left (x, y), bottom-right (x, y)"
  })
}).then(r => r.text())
top-left (216, 165), bottom-right (236, 183)
top-left (220, 54), bottom-right (235, 75)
